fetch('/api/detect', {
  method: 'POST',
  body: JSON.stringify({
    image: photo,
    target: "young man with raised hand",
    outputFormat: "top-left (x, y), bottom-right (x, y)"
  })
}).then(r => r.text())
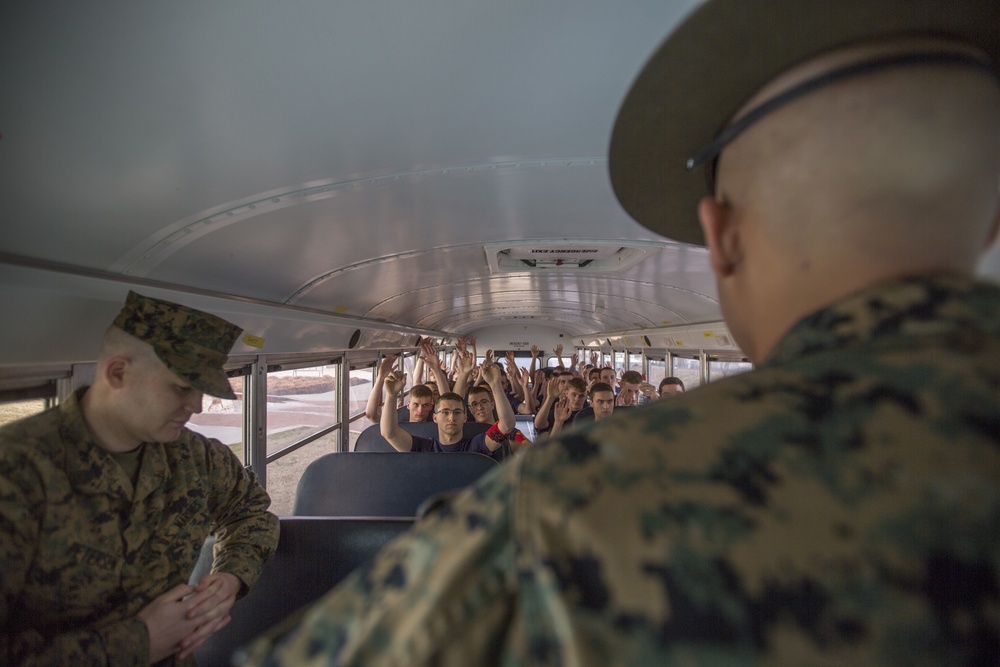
top-left (379, 351), bottom-right (515, 462)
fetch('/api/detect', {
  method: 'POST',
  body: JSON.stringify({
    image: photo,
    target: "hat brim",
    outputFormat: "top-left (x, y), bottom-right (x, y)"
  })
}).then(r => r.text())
top-left (157, 350), bottom-right (238, 400)
top-left (609, 0), bottom-right (1000, 246)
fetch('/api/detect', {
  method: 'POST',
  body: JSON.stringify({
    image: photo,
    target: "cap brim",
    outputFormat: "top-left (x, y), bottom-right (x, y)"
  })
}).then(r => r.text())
top-left (158, 351), bottom-right (238, 400)
top-left (609, 0), bottom-right (1000, 246)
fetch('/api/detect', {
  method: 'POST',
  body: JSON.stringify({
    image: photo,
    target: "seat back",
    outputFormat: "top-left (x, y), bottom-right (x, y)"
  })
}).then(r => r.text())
top-left (292, 451), bottom-right (497, 516)
top-left (354, 420), bottom-right (490, 452)
top-left (192, 516), bottom-right (413, 667)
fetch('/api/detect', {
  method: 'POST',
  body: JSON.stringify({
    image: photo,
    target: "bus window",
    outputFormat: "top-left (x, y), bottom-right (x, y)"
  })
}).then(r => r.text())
top-left (628, 352), bottom-right (643, 374)
top-left (0, 399), bottom-right (50, 428)
top-left (188, 381), bottom-right (246, 464)
top-left (348, 363), bottom-right (378, 449)
top-left (646, 358), bottom-right (666, 389)
top-left (671, 356), bottom-right (702, 391)
top-left (613, 351), bottom-right (626, 376)
top-left (264, 429), bottom-right (340, 515)
top-left (264, 364), bottom-right (338, 456)
top-left (266, 362), bottom-right (340, 515)
top-left (708, 359), bottom-right (753, 381)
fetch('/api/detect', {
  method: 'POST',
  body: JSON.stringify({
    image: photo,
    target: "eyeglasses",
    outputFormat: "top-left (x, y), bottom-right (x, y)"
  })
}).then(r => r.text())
top-left (435, 409), bottom-right (465, 418)
top-left (468, 400), bottom-right (492, 408)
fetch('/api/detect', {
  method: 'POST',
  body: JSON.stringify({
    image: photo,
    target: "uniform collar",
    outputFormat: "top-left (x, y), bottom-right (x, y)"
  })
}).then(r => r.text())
top-left (764, 274), bottom-right (1000, 366)
top-left (59, 388), bottom-right (169, 499)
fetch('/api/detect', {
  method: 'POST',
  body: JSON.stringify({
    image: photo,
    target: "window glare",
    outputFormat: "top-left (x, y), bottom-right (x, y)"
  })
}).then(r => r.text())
top-left (0, 399), bottom-right (49, 428)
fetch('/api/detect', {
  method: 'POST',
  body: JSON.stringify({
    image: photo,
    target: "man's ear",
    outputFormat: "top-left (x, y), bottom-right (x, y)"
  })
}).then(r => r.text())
top-left (103, 356), bottom-right (130, 390)
top-left (698, 196), bottom-right (741, 279)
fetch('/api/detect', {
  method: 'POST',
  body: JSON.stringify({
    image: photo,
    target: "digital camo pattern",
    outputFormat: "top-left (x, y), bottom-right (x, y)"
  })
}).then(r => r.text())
top-left (0, 388), bottom-right (279, 666)
top-left (243, 275), bottom-right (999, 667)
top-left (113, 290), bottom-right (243, 399)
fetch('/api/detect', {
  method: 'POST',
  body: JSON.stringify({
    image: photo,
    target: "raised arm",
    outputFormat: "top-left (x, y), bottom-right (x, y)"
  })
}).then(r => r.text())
top-left (533, 374), bottom-right (561, 431)
top-left (549, 395), bottom-right (572, 438)
top-left (364, 354), bottom-right (399, 422)
top-left (529, 344), bottom-right (539, 377)
top-left (481, 352), bottom-right (515, 443)
top-left (420, 340), bottom-right (450, 394)
top-left (515, 366), bottom-right (536, 415)
top-left (504, 351), bottom-right (525, 401)
top-left (553, 343), bottom-right (564, 368)
top-left (379, 371), bottom-right (413, 452)
top-left (452, 350), bottom-right (475, 399)
top-left (412, 354), bottom-right (425, 387)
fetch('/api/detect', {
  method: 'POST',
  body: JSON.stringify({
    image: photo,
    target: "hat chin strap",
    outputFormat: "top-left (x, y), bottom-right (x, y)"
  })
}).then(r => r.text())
top-left (686, 51), bottom-right (999, 192)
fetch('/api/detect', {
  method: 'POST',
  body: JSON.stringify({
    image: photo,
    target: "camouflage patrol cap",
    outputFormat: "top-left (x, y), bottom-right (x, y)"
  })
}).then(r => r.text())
top-left (112, 291), bottom-right (242, 399)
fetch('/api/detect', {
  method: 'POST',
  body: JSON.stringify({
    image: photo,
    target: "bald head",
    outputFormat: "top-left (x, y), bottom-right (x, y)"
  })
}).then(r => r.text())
top-left (702, 38), bottom-right (1000, 362)
top-left (719, 38), bottom-right (1000, 265)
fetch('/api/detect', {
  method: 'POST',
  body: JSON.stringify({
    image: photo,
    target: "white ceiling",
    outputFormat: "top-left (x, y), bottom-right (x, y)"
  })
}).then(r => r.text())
top-left (2, 1), bottom-right (996, 350)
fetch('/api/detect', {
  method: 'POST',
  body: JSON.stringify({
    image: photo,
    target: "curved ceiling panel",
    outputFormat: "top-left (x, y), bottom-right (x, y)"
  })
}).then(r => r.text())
top-left (1, 0), bottom-right (726, 344)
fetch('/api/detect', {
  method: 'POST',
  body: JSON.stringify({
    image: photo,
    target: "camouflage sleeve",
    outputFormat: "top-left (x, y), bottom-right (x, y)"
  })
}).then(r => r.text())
top-left (0, 448), bottom-right (151, 665)
top-left (203, 440), bottom-right (279, 596)
top-left (240, 462), bottom-right (520, 666)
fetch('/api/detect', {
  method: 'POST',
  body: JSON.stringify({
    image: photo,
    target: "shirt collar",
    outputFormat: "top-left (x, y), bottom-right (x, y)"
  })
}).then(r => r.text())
top-left (59, 387), bottom-right (169, 498)
top-left (764, 274), bottom-right (1000, 366)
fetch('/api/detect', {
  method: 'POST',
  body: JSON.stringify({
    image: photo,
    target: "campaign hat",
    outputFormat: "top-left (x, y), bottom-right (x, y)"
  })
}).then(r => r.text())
top-left (609, 0), bottom-right (1000, 246)
top-left (112, 291), bottom-right (242, 399)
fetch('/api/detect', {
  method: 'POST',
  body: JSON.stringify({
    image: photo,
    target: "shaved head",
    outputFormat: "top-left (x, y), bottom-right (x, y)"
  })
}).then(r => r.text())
top-left (703, 37), bottom-right (1000, 361)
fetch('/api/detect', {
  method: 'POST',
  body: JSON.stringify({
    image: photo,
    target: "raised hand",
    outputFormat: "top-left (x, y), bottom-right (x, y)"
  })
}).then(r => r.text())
top-left (530, 344), bottom-right (539, 358)
top-left (385, 371), bottom-right (407, 395)
top-left (617, 385), bottom-right (638, 406)
top-left (553, 395), bottom-right (572, 424)
top-left (481, 350), bottom-right (501, 383)
top-left (457, 350), bottom-right (475, 374)
top-left (377, 353), bottom-right (399, 379)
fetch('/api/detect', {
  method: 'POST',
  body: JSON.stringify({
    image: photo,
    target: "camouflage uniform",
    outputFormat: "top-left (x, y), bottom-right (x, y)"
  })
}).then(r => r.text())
top-left (244, 275), bottom-right (1000, 666)
top-left (0, 388), bottom-right (279, 666)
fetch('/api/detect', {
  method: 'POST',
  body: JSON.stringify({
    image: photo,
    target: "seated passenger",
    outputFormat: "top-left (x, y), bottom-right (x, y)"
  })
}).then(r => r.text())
top-left (616, 370), bottom-right (644, 405)
top-left (379, 353), bottom-right (514, 462)
top-left (540, 377), bottom-right (588, 438)
top-left (467, 384), bottom-right (532, 452)
top-left (598, 365), bottom-right (617, 392)
top-left (657, 376), bottom-right (685, 398)
top-left (533, 373), bottom-right (581, 436)
top-left (574, 382), bottom-right (616, 425)
top-left (424, 381), bottom-right (441, 402)
top-left (364, 354), bottom-right (436, 423)
top-left (395, 384), bottom-right (435, 423)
